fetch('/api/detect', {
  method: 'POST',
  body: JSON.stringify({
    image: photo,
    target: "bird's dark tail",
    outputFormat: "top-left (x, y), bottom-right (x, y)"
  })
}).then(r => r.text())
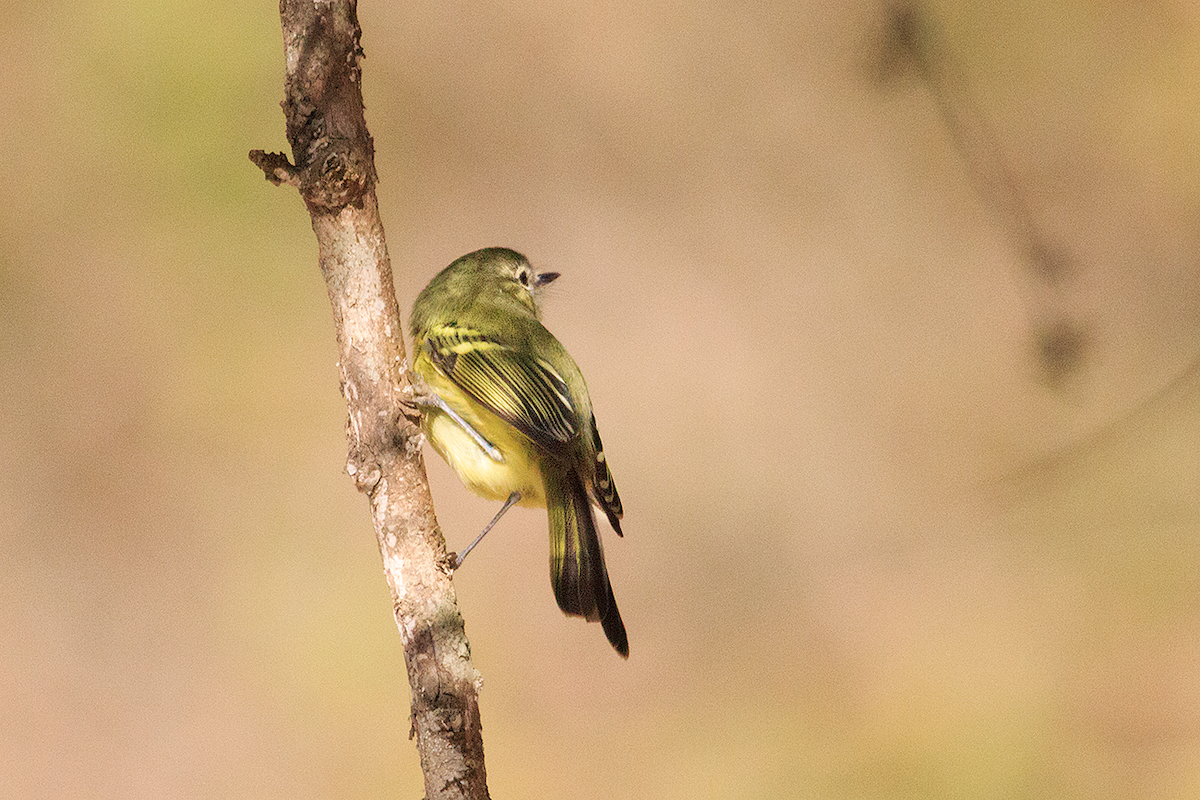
top-left (546, 468), bottom-right (628, 658)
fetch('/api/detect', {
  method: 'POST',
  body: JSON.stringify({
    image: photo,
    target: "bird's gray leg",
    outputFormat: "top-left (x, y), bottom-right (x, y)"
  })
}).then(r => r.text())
top-left (405, 378), bottom-right (503, 462)
top-left (453, 491), bottom-right (521, 569)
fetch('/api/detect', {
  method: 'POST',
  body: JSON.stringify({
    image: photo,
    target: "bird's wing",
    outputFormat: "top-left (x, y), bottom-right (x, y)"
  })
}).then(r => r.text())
top-left (586, 413), bottom-right (624, 534)
top-left (423, 323), bottom-right (578, 448)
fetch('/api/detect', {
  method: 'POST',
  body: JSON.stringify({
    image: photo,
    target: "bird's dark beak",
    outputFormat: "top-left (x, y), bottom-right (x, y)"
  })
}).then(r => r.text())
top-left (535, 271), bottom-right (560, 287)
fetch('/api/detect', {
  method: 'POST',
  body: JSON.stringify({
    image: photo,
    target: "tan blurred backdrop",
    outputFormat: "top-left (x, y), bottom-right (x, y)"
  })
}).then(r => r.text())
top-left (3, 1), bottom-right (1200, 798)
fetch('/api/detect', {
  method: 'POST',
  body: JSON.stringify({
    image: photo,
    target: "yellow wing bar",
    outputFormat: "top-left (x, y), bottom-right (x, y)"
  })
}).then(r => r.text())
top-left (424, 324), bottom-right (578, 448)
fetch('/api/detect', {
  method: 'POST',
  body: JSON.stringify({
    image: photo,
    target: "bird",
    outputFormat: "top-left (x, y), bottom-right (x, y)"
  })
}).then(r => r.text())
top-left (408, 247), bottom-right (628, 657)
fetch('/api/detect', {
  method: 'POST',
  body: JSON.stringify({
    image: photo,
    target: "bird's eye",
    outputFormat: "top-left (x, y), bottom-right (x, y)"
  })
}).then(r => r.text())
top-left (517, 269), bottom-right (530, 287)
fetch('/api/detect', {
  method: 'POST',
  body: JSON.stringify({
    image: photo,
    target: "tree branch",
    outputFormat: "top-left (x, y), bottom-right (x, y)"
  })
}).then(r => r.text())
top-left (874, 4), bottom-right (1089, 386)
top-left (250, 2), bottom-right (489, 797)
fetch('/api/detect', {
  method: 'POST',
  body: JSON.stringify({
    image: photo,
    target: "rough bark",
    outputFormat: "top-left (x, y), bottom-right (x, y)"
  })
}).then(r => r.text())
top-left (250, 2), bottom-right (489, 798)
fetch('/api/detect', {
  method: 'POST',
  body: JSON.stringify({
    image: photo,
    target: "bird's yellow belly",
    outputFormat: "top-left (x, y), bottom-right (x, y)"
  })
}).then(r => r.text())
top-left (424, 408), bottom-right (547, 508)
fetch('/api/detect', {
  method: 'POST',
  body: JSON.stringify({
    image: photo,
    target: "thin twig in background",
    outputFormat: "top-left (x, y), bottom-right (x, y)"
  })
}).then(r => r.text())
top-left (875, 4), bottom-right (1089, 386)
top-left (249, 2), bottom-right (490, 798)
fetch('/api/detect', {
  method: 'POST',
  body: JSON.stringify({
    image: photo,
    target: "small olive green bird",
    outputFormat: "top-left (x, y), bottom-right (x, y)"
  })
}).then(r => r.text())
top-left (409, 247), bottom-right (628, 657)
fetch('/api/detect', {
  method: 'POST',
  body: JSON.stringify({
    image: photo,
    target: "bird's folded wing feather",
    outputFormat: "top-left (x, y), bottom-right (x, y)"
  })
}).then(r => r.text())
top-left (424, 324), bottom-right (578, 448)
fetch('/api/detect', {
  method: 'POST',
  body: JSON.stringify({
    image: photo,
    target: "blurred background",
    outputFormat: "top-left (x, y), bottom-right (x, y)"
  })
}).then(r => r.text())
top-left (3, 1), bottom-right (1200, 797)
